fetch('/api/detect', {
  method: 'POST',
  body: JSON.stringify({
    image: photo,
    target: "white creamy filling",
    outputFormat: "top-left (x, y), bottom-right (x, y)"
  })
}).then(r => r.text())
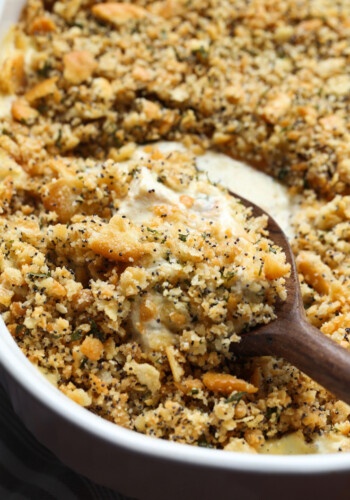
top-left (149, 141), bottom-right (295, 237)
top-left (196, 150), bottom-right (295, 237)
top-left (259, 430), bottom-right (350, 455)
top-left (118, 167), bottom-right (180, 224)
top-left (129, 294), bottom-right (175, 351)
top-left (118, 153), bottom-right (250, 239)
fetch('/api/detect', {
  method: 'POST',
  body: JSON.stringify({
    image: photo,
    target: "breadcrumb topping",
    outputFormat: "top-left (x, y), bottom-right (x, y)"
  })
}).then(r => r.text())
top-left (3, 0), bottom-right (350, 197)
top-left (0, 145), bottom-right (289, 450)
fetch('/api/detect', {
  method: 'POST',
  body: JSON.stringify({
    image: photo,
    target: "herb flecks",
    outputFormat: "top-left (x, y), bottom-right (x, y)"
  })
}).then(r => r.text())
top-left (80, 357), bottom-right (87, 369)
top-left (37, 61), bottom-right (52, 78)
top-left (266, 406), bottom-right (279, 420)
top-left (55, 129), bottom-right (63, 149)
top-left (225, 391), bottom-right (246, 404)
top-left (90, 320), bottom-right (105, 342)
top-left (198, 435), bottom-right (214, 448)
top-left (277, 167), bottom-right (289, 181)
top-left (15, 324), bottom-right (29, 336)
top-left (71, 330), bottom-right (82, 341)
top-left (221, 270), bottom-right (235, 281)
top-left (192, 46), bottom-right (209, 61)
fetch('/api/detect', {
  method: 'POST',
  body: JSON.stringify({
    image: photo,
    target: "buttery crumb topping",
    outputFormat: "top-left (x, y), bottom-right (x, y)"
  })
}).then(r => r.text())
top-left (0, 145), bottom-right (289, 449)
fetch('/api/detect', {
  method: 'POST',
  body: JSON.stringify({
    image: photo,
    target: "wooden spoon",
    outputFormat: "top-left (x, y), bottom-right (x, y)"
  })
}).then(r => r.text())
top-left (231, 192), bottom-right (350, 405)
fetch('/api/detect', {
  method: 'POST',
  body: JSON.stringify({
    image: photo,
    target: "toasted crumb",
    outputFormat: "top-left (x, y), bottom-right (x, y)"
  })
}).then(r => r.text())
top-left (63, 51), bottom-right (97, 84)
top-left (80, 336), bottom-right (104, 362)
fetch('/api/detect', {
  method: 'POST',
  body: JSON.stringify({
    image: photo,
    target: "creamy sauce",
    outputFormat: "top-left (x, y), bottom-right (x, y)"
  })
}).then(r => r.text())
top-left (118, 166), bottom-right (179, 224)
top-left (130, 293), bottom-right (175, 351)
top-left (118, 159), bottom-right (245, 238)
top-left (152, 142), bottom-right (295, 236)
top-left (37, 365), bottom-right (59, 387)
top-left (260, 430), bottom-right (350, 454)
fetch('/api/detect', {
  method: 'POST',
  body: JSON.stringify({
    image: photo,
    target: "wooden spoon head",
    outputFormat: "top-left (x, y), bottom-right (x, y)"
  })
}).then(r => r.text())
top-left (228, 191), bottom-right (302, 356)
top-left (228, 194), bottom-right (350, 406)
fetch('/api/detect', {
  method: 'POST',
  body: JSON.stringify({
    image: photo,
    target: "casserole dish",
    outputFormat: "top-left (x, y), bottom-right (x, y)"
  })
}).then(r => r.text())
top-left (0, 1), bottom-right (350, 499)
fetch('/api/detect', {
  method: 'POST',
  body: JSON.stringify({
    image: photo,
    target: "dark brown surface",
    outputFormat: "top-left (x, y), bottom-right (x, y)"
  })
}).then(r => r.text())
top-left (0, 383), bottom-right (127, 500)
top-left (231, 192), bottom-right (350, 406)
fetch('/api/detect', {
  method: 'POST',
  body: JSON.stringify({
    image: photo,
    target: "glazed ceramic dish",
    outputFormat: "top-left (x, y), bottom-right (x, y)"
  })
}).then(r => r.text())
top-left (0, 1), bottom-right (350, 499)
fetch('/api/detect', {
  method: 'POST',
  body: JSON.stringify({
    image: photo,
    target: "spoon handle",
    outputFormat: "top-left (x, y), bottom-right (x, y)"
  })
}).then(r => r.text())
top-left (238, 316), bottom-right (350, 405)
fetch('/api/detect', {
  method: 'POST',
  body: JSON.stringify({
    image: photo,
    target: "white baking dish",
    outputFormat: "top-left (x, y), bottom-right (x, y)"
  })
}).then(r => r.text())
top-left (0, 1), bottom-right (350, 498)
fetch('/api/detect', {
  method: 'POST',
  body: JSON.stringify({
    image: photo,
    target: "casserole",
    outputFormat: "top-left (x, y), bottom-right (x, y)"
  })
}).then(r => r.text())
top-left (0, 1), bottom-right (350, 499)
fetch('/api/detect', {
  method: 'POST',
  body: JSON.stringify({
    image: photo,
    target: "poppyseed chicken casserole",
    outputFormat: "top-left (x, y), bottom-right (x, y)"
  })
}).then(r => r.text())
top-left (0, 0), bottom-right (349, 455)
